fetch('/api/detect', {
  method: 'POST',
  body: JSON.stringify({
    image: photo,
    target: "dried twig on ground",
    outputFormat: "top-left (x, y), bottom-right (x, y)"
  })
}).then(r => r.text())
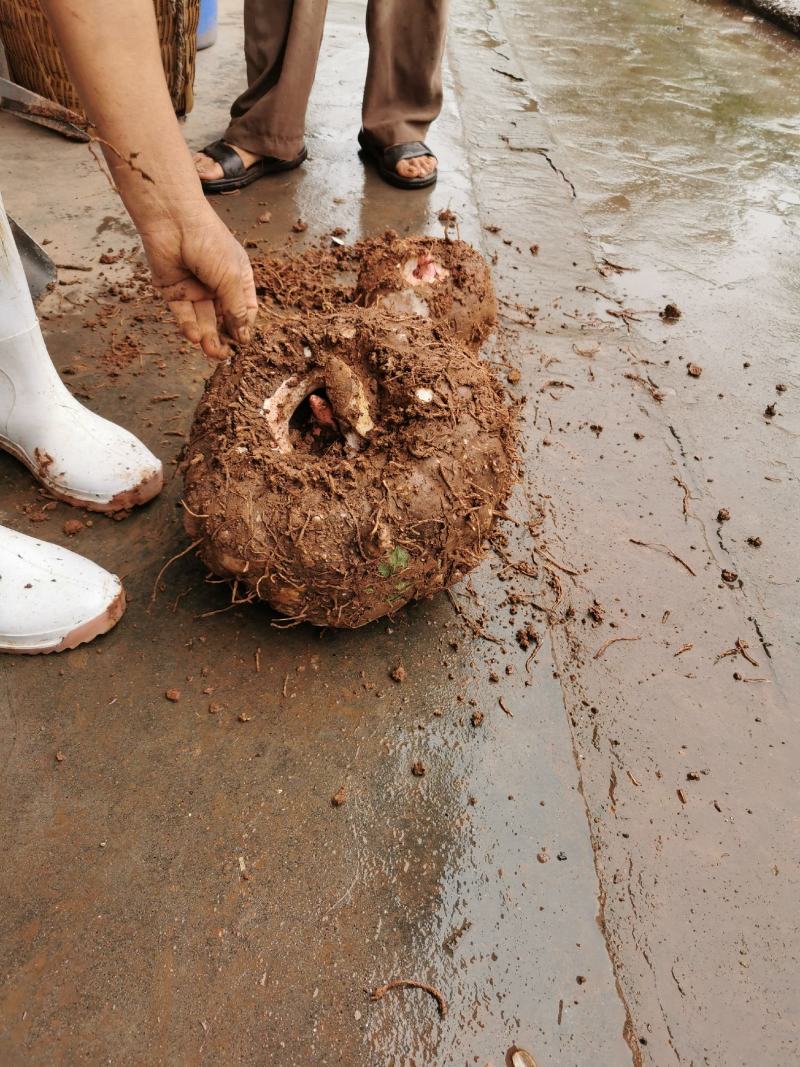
top-left (151, 540), bottom-right (201, 603)
top-left (599, 256), bottom-right (637, 275)
top-left (535, 548), bottom-right (581, 576)
top-left (370, 979), bottom-right (447, 1017)
top-left (629, 539), bottom-right (696, 576)
top-left (717, 638), bottom-right (759, 668)
top-left (525, 634), bottom-right (542, 673)
top-left (673, 475), bottom-right (691, 516)
top-left (735, 637), bottom-right (759, 667)
top-left (624, 371), bottom-right (665, 403)
top-left (593, 635), bottom-right (641, 660)
top-left (446, 590), bottom-right (504, 646)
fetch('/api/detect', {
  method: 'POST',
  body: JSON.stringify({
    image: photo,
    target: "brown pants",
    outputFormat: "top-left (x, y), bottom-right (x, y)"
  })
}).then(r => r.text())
top-left (224, 0), bottom-right (449, 160)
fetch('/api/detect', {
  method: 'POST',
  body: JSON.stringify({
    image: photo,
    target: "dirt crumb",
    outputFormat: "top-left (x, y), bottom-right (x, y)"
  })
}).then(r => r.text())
top-left (660, 302), bottom-right (681, 322)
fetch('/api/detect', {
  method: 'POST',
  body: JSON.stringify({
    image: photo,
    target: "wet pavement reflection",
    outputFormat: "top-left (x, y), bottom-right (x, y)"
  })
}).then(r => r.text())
top-left (1, 0), bottom-right (798, 1064)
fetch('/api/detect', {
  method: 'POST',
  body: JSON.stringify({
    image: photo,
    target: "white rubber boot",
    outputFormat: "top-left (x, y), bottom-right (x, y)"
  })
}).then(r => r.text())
top-left (0, 194), bottom-right (163, 512)
top-left (0, 524), bottom-right (125, 653)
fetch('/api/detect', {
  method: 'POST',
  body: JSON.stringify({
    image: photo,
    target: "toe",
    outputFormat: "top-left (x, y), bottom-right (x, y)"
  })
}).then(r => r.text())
top-left (194, 153), bottom-right (222, 181)
top-left (395, 155), bottom-right (437, 180)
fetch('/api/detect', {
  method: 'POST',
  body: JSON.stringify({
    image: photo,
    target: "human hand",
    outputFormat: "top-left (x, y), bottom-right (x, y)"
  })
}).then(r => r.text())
top-left (139, 206), bottom-right (257, 359)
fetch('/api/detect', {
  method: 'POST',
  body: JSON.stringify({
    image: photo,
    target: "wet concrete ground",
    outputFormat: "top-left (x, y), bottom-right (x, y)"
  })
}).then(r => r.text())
top-left (1, 0), bottom-right (798, 1064)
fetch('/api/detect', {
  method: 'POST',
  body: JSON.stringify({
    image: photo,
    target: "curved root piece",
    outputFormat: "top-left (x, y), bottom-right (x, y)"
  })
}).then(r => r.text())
top-left (261, 358), bottom-right (374, 453)
top-left (261, 372), bottom-right (325, 453)
top-left (369, 978), bottom-right (448, 1018)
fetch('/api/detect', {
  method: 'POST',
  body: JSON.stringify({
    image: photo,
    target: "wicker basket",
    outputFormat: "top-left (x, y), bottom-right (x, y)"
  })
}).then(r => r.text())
top-left (0, 0), bottom-right (199, 117)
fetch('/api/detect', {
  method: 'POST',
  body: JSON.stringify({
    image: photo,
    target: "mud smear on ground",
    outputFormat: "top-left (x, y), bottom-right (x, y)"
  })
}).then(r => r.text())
top-left (184, 235), bottom-right (517, 628)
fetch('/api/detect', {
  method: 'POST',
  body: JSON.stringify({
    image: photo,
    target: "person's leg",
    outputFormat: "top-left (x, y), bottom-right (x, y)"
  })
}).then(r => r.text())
top-left (362, 0), bottom-right (449, 181)
top-left (0, 193), bottom-right (162, 510)
top-left (0, 192), bottom-right (145, 652)
top-left (194, 0), bottom-right (328, 182)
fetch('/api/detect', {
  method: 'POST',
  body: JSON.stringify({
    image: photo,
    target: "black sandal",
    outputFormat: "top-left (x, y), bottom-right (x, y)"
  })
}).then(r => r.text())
top-left (198, 139), bottom-right (307, 194)
top-left (357, 130), bottom-right (438, 190)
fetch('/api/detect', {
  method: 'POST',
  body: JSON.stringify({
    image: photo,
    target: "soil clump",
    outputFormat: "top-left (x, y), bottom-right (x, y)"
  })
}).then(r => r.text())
top-left (184, 237), bottom-right (515, 628)
top-left (253, 231), bottom-right (496, 346)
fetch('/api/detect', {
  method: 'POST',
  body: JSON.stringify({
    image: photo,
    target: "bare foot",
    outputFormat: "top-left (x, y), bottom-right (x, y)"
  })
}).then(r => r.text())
top-left (193, 143), bottom-right (262, 181)
top-left (394, 153), bottom-right (437, 181)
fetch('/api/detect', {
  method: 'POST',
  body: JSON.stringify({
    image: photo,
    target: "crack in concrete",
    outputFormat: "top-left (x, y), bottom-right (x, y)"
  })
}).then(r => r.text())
top-left (472, 2), bottom-right (644, 1059)
top-left (749, 614), bottom-right (773, 660)
top-left (535, 147), bottom-right (578, 199)
top-left (668, 424), bottom-right (687, 458)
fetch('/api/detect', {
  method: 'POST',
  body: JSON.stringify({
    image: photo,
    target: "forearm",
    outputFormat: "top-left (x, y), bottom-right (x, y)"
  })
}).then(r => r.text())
top-left (39, 0), bottom-right (257, 355)
top-left (39, 0), bottom-right (206, 233)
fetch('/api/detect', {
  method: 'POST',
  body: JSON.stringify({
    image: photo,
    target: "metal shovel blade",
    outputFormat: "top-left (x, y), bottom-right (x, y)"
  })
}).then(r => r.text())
top-left (9, 217), bottom-right (57, 300)
top-left (0, 76), bottom-right (89, 142)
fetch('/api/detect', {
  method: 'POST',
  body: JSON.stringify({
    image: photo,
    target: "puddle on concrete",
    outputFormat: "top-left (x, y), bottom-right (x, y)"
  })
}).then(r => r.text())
top-left (501, 0), bottom-right (800, 322)
top-left (498, 0), bottom-right (800, 677)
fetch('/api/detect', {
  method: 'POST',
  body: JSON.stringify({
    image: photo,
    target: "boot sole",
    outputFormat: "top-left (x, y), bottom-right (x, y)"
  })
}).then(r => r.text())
top-left (0, 438), bottom-right (163, 513)
top-left (0, 588), bottom-right (126, 655)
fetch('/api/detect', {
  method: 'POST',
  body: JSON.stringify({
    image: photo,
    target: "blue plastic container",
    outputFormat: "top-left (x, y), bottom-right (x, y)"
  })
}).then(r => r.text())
top-left (197, 0), bottom-right (218, 50)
